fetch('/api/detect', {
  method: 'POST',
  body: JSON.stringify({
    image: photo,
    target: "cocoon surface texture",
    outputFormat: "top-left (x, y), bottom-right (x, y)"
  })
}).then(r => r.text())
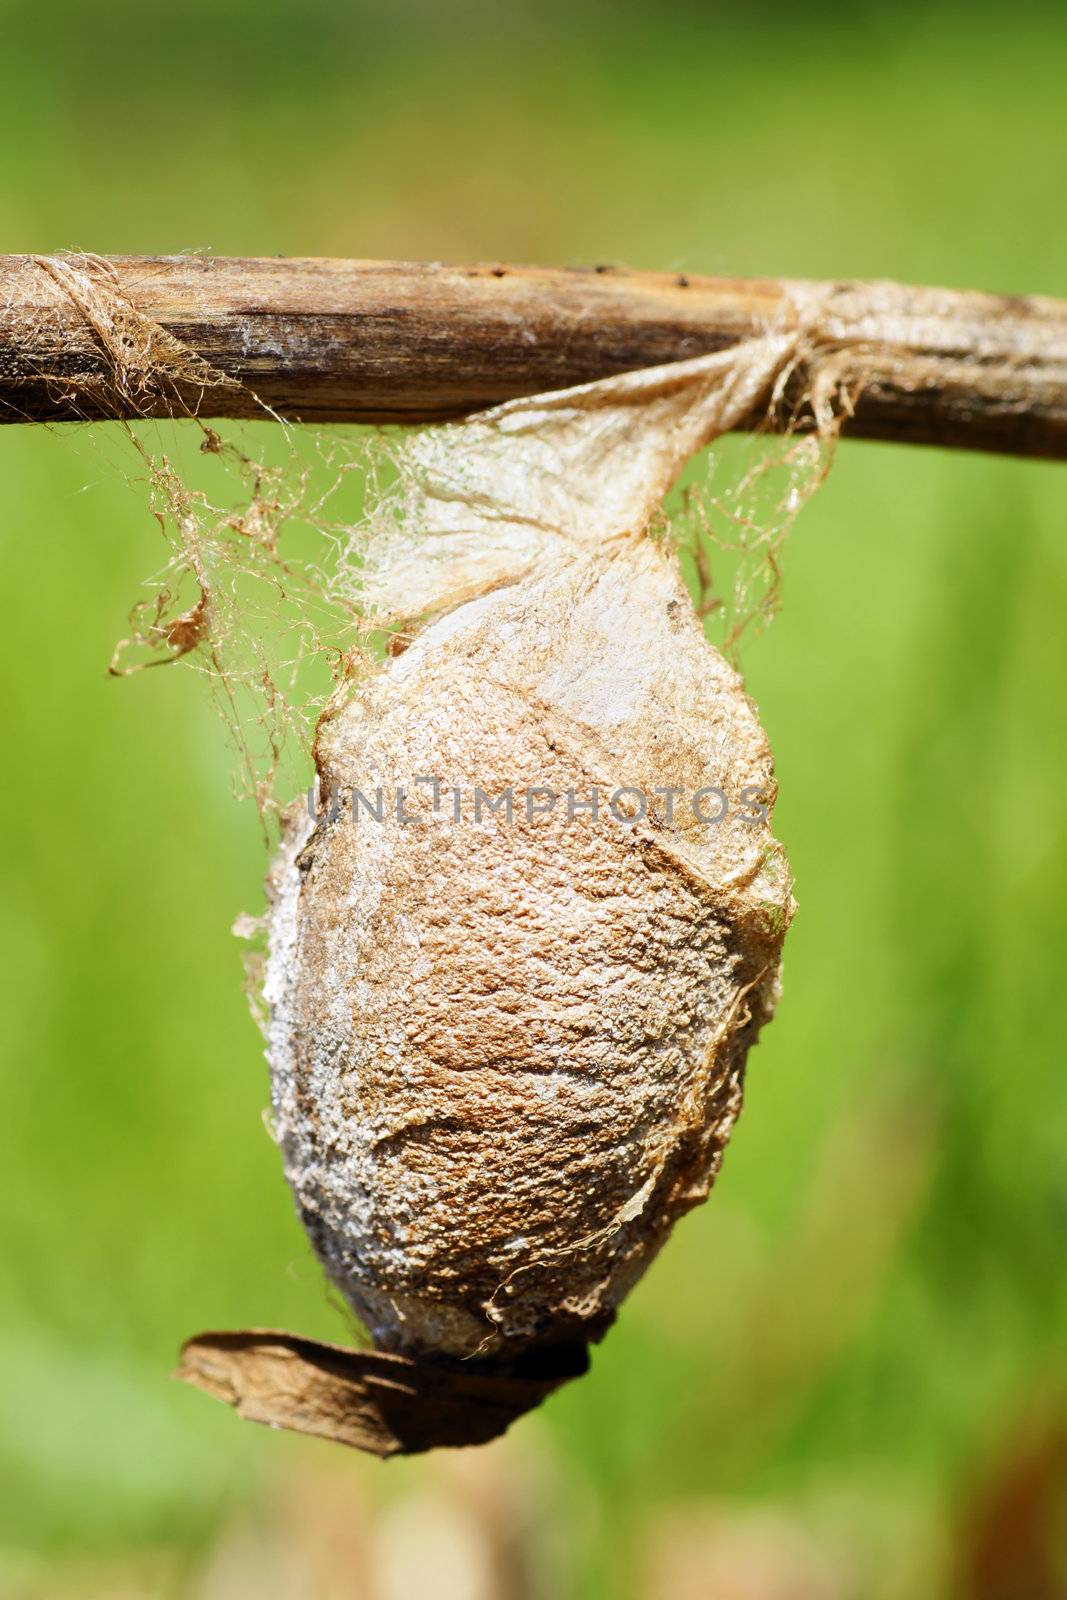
top-left (267, 539), bottom-right (791, 1361)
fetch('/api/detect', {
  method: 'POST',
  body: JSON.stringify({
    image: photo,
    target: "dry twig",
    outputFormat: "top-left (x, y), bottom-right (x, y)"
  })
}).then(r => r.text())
top-left (1, 254), bottom-right (1065, 456)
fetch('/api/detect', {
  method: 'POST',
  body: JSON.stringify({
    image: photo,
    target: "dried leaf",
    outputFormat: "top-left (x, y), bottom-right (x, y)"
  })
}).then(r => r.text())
top-left (175, 1329), bottom-right (588, 1456)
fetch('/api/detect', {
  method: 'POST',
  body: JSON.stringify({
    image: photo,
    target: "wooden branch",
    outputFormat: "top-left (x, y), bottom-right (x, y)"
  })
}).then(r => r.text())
top-left (2, 254), bottom-right (1066, 458)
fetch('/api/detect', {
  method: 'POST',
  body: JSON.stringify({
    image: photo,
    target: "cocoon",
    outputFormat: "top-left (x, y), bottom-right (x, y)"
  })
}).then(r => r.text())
top-left (266, 544), bottom-right (791, 1360)
top-left (263, 341), bottom-right (798, 1367)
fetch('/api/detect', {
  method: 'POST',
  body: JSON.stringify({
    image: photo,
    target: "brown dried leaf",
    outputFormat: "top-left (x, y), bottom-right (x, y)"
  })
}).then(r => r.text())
top-left (175, 1328), bottom-right (588, 1457)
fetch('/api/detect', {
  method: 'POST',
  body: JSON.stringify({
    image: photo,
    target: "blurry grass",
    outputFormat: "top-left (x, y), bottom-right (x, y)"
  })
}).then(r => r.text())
top-left (1, 3), bottom-right (1066, 1596)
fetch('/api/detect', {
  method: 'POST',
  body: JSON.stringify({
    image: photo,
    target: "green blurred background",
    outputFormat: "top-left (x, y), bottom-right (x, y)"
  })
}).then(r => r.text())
top-left (2, 3), bottom-right (1066, 1596)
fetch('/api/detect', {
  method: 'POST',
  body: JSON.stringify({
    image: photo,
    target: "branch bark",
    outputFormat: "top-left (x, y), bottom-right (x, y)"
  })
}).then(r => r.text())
top-left (2, 254), bottom-right (1066, 458)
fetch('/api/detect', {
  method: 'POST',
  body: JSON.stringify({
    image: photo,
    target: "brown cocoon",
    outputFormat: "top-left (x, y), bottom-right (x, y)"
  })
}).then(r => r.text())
top-left (267, 544), bottom-right (791, 1362)
top-left (263, 341), bottom-right (800, 1372)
